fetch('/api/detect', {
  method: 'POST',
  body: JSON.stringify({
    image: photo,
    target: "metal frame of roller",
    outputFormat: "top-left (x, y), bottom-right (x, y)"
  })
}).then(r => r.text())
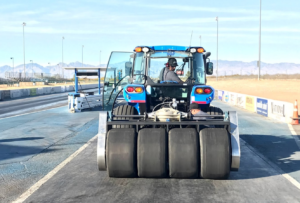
top-left (97, 110), bottom-right (240, 179)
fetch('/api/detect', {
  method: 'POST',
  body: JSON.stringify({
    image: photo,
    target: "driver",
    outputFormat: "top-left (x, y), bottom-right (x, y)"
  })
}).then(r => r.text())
top-left (162, 58), bottom-right (184, 84)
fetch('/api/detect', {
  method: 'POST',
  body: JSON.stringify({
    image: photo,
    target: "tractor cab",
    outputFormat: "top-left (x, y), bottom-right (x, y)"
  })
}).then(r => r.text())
top-left (98, 45), bottom-right (240, 179)
top-left (102, 45), bottom-right (214, 113)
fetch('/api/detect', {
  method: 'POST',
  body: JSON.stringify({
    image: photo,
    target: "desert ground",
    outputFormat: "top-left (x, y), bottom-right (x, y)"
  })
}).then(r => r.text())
top-left (207, 78), bottom-right (300, 113)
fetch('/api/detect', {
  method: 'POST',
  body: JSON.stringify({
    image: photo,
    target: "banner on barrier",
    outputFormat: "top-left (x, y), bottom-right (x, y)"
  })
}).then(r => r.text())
top-left (236, 94), bottom-right (245, 108)
top-left (37, 88), bottom-right (44, 95)
top-left (30, 88), bottom-right (37, 96)
top-left (257, 98), bottom-right (268, 117)
top-left (245, 96), bottom-right (256, 112)
top-left (224, 91), bottom-right (229, 103)
top-left (218, 90), bottom-right (223, 100)
top-left (214, 90), bottom-right (218, 100)
top-left (229, 93), bottom-right (237, 105)
top-left (268, 100), bottom-right (286, 122)
top-left (43, 87), bottom-right (51, 94)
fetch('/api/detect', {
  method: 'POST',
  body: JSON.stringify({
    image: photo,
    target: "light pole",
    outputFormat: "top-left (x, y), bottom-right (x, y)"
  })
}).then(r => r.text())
top-left (10, 57), bottom-right (14, 74)
top-left (199, 35), bottom-right (201, 46)
top-left (62, 36), bottom-right (64, 78)
top-left (30, 60), bottom-right (33, 75)
top-left (57, 64), bottom-right (60, 78)
top-left (22, 22), bottom-right (26, 78)
top-left (258, 0), bottom-right (261, 81)
top-left (216, 17), bottom-right (219, 81)
top-left (100, 50), bottom-right (101, 67)
top-left (82, 45), bottom-right (84, 67)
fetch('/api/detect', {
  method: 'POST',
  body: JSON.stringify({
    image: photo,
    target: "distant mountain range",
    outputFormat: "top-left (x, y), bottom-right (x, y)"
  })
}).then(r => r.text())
top-left (0, 62), bottom-right (105, 78)
top-left (1, 60), bottom-right (299, 78)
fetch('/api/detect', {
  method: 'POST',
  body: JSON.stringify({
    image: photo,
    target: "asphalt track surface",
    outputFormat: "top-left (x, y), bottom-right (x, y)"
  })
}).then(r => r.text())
top-left (0, 88), bottom-right (100, 118)
top-left (1, 100), bottom-right (300, 202)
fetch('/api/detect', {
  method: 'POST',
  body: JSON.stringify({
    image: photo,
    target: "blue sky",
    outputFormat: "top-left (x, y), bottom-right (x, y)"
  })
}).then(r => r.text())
top-left (1, 0), bottom-right (300, 67)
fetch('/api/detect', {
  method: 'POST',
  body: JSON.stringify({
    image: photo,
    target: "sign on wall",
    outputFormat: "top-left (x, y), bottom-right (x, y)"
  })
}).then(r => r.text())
top-left (218, 90), bottom-right (223, 100)
top-left (229, 93), bottom-right (237, 105)
top-left (257, 98), bottom-right (268, 117)
top-left (224, 91), bottom-right (229, 102)
top-left (245, 96), bottom-right (256, 112)
top-left (214, 90), bottom-right (218, 100)
top-left (268, 100), bottom-right (286, 122)
top-left (236, 94), bottom-right (245, 108)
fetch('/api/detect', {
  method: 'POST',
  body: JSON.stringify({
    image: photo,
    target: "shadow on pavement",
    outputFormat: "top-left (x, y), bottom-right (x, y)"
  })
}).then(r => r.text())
top-left (236, 133), bottom-right (300, 179)
top-left (0, 143), bottom-right (59, 163)
top-left (0, 137), bottom-right (44, 143)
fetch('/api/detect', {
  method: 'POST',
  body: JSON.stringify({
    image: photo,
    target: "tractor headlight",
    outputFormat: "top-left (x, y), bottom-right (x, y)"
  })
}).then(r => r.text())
top-left (142, 47), bottom-right (149, 53)
top-left (190, 48), bottom-right (196, 53)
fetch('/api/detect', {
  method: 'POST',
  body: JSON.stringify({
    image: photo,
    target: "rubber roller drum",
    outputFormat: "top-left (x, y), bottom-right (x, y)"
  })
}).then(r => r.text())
top-left (106, 128), bottom-right (137, 177)
top-left (200, 128), bottom-right (230, 179)
top-left (168, 128), bottom-right (199, 178)
top-left (137, 128), bottom-right (167, 178)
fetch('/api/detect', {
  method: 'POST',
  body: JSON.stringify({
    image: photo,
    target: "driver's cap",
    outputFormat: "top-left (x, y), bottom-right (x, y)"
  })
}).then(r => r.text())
top-left (168, 58), bottom-right (178, 67)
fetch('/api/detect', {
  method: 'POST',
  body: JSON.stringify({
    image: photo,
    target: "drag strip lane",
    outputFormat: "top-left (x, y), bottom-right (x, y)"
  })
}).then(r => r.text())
top-left (22, 136), bottom-right (300, 203)
top-left (13, 101), bottom-right (300, 203)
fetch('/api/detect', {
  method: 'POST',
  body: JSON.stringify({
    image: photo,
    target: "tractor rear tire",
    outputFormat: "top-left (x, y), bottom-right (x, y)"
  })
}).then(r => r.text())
top-left (200, 128), bottom-right (230, 179)
top-left (169, 128), bottom-right (199, 178)
top-left (106, 128), bottom-right (137, 177)
top-left (113, 105), bottom-right (137, 128)
top-left (137, 128), bottom-right (167, 178)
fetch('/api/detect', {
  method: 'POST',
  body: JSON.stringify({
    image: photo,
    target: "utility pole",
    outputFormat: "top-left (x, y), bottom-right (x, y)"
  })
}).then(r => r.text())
top-left (100, 50), bottom-right (101, 67)
top-left (10, 57), bottom-right (14, 74)
top-left (30, 60), bottom-right (33, 75)
top-left (62, 36), bottom-right (64, 78)
top-left (82, 45), bottom-right (84, 67)
top-left (216, 17), bottom-right (219, 81)
top-left (258, 0), bottom-right (262, 81)
top-left (22, 22), bottom-right (26, 78)
top-left (199, 35), bottom-right (201, 46)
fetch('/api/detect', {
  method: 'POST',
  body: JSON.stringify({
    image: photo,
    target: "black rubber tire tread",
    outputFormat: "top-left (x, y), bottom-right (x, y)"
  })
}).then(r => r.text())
top-left (137, 128), bottom-right (167, 178)
top-left (106, 128), bottom-right (137, 177)
top-left (200, 128), bottom-right (230, 179)
top-left (205, 106), bottom-right (223, 115)
top-left (169, 128), bottom-right (199, 178)
top-left (112, 105), bottom-right (137, 128)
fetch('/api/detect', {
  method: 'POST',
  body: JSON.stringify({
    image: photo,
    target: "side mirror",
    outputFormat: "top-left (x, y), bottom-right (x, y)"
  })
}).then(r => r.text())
top-left (206, 62), bottom-right (213, 75)
top-left (205, 52), bottom-right (211, 58)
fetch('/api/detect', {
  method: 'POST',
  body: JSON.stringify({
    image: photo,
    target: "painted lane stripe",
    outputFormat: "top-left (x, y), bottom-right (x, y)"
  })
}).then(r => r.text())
top-left (288, 124), bottom-right (300, 149)
top-left (12, 135), bottom-right (97, 203)
top-left (0, 102), bottom-right (67, 120)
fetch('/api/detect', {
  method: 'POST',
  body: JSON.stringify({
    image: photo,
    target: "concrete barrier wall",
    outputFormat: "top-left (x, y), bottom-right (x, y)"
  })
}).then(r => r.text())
top-left (1, 90), bottom-right (11, 100)
top-left (217, 89), bottom-right (294, 124)
top-left (37, 88), bottom-right (44, 95)
top-left (10, 89), bottom-right (30, 98)
top-left (43, 87), bottom-right (51, 94)
top-left (61, 86), bottom-right (66, 92)
top-left (0, 84), bottom-right (97, 100)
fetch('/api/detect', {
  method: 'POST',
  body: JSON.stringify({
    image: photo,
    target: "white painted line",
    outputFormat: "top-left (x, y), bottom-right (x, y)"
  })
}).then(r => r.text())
top-left (282, 174), bottom-right (300, 190)
top-left (242, 138), bottom-right (300, 191)
top-left (288, 124), bottom-right (300, 149)
top-left (217, 100), bottom-right (300, 190)
top-left (12, 135), bottom-right (97, 203)
top-left (0, 102), bottom-right (67, 120)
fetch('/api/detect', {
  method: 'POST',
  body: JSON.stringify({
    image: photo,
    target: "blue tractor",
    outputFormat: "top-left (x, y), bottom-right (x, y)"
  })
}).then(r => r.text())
top-left (97, 45), bottom-right (240, 179)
